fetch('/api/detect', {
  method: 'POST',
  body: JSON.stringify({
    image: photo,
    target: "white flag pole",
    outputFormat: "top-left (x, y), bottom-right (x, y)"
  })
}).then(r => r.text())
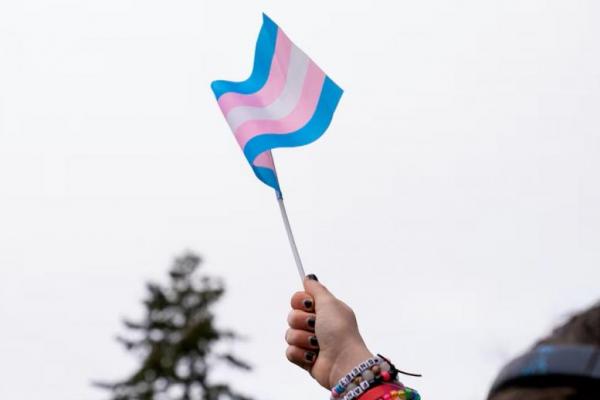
top-left (276, 194), bottom-right (306, 281)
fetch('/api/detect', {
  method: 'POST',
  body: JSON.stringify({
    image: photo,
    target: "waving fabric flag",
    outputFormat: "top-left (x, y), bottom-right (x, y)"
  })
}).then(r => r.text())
top-left (211, 13), bottom-right (343, 198)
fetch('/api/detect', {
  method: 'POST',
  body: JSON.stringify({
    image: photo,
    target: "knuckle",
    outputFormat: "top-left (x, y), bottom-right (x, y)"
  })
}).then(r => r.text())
top-left (290, 292), bottom-right (302, 306)
top-left (284, 329), bottom-right (293, 344)
top-left (339, 300), bottom-right (357, 318)
top-left (285, 346), bottom-right (295, 362)
top-left (286, 329), bottom-right (295, 343)
top-left (287, 310), bottom-right (297, 325)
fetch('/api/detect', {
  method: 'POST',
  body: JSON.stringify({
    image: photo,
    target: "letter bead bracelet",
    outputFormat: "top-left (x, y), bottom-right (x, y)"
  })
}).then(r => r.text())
top-left (330, 354), bottom-right (420, 400)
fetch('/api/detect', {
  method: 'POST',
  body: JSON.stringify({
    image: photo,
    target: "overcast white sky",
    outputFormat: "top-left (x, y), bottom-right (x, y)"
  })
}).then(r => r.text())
top-left (1, 1), bottom-right (599, 399)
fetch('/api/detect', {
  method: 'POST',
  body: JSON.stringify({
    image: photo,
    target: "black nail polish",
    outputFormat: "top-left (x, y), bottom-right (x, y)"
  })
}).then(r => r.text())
top-left (307, 274), bottom-right (319, 281)
top-left (307, 317), bottom-right (316, 328)
top-left (305, 351), bottom-right (316, 362)
top-left (309, 336), bottom-right (319, 347)
top-left (303, 299), bottom-right (313, 309)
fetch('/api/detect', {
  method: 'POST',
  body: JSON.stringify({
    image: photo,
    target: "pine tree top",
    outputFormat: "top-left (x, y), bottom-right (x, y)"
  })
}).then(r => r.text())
top-left (95, 252), bottom-right (253, 400)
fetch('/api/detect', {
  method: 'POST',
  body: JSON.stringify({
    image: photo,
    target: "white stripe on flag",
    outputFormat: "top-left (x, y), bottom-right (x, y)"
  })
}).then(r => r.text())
top-left (225, 45), bottom-right (310, 131)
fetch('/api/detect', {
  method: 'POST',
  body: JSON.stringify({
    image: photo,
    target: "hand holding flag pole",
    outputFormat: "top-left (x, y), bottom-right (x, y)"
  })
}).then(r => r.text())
top-left (211, 14), bottom-right (343, 282)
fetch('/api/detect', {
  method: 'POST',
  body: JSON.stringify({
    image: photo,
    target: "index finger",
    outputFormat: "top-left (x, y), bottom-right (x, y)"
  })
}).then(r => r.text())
top-left (290, 291), bottom-right (315, 312)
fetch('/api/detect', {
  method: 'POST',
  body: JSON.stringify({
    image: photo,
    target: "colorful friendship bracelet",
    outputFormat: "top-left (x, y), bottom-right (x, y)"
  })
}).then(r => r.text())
top-left (360, 383), bottom-right (421, 400)
top-left (374, 387), bottom-right (420, 400)
top-left (340, 360), bottom-right (398, 400)
top-left (330, 355), bottom-right (421, 400)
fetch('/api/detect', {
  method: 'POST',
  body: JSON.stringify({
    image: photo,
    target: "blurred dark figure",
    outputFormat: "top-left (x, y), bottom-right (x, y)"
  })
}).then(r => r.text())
top-left (489, 302), bottom-right (600, 400)
top-left (95, 252), bottom-right (253, 400)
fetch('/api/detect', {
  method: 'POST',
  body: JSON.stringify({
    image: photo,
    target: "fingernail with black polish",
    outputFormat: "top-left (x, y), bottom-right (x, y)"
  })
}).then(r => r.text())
top-left (307, 317), bottom-right (316, 328)
top-left (303, 299), bottom-right (313, 309)
top-left (307, 274), bottom-right (319, 281)
top-left (305, 351), bottom-right (316, 362)
top-left (309, 336), bottom-right (319, 347)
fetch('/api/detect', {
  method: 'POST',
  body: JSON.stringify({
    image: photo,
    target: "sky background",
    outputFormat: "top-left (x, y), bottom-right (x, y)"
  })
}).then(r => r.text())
top-left (1, 1), bottom-right (599, 399)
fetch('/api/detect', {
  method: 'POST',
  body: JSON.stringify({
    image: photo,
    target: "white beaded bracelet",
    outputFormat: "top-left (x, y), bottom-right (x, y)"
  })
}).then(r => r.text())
top-left (341, 379), bottom-right (372, 400)
top-left (330, 356), bottom-right (381, 399)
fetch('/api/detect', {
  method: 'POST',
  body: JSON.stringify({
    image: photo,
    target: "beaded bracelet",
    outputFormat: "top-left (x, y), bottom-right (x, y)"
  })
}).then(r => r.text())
top-left (340, 360), bottom-right (398, 400)
top-left (330, 356), bottom-right (382, 399)
top-left (330, 355), bottom-right (421, 400)
top-left (373, 355), bottom-right (421, 400)
top-left (345, 377), bottom-right (420, 400)
top-left (361, 383), bottom-right (421, 400)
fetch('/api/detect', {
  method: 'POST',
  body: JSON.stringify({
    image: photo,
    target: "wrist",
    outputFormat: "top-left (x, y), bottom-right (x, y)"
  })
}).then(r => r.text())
top-left (328, 340), bottom-right (374, 388)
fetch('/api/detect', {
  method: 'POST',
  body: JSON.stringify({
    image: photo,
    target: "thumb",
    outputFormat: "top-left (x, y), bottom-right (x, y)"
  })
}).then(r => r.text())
top-left (303, 274), bottom-right (334, 302)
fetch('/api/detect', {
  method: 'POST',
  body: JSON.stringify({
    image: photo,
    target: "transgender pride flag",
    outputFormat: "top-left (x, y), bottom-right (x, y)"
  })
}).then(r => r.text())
top-left (211, 14), bottom-right (343, 198)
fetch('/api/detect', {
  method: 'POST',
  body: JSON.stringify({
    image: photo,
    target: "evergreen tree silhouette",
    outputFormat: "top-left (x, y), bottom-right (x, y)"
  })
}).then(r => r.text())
top-left (95, 252), bottom-right (253, 400)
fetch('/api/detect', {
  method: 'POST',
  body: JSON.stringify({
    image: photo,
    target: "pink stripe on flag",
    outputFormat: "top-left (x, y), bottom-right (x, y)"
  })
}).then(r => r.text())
top-left (234, 61), bottom-right (325, 150)
top-left (217, 30), bottom-right (292, 114)
top-left (253, 151), bottom-right (275, 169)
